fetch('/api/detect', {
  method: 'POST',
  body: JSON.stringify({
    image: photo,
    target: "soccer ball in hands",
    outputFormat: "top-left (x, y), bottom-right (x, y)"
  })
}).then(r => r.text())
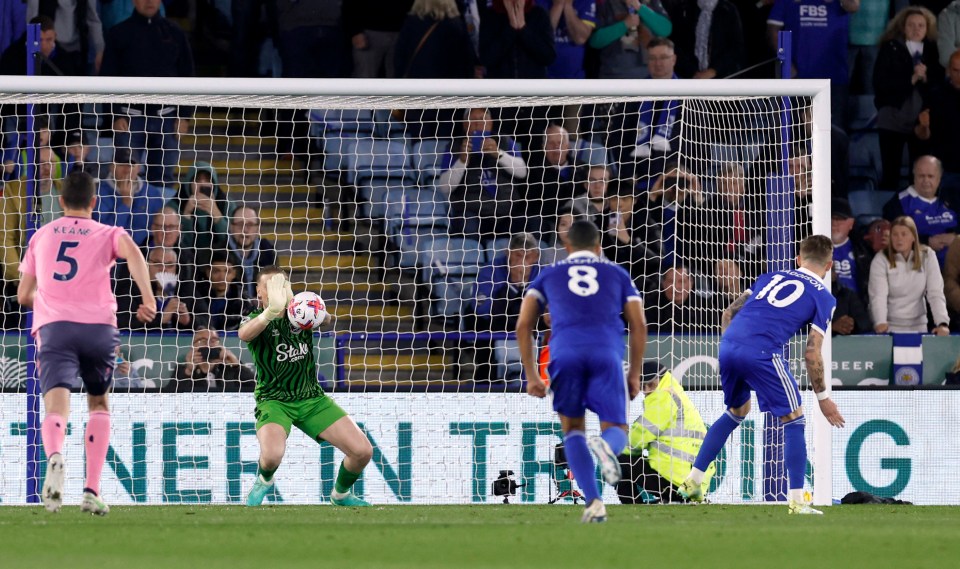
top-left (287, 292), bottom-right (328, 331)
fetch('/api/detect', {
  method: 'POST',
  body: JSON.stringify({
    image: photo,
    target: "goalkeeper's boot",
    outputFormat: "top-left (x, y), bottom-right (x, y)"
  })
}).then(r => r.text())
top-left (330, 491), bottom-right (371, 507)
top-left (246, 476), bottom-right (274, 507)
top-left (42, 453), bottom-right (65, 513)
top-left (588, 436), bottom-right (622, 485)
top-left (788, 500), bottom-right (823, 515)
top-left (80, 491), bottom-right (110, 516)
top-left (679, 478), bottom-right (704, 503)
top-left (581, 499), bottom-right (607, 523)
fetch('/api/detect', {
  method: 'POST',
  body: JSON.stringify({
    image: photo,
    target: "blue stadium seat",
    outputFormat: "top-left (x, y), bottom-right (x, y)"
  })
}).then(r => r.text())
top-left (575, 139), bottom-right (610, 167)
top-left (357, 177), bottom-right (410, 220)
top-left (411, 139), bottom-right (452, 183)
top-left (373, 109), bottom-right (407, 139)
top-left (347, 139), bottom-right (411, 185)
top-left (494, 339), bottom-right (523, 382)
top-left (848, 187), bottom-right (894, 221)
top-left (322, 134), bottom-right (369, 177)
top-left (418, 237), bottom-right (484, 318)
top-left (849, 131), bottom-right (881, 182)
top-left (386, 188), bottom-right (451, 269)
top-left (309, 109), bottom-right (375, 138)
top-left (848, 95), bottom-right (876, 132)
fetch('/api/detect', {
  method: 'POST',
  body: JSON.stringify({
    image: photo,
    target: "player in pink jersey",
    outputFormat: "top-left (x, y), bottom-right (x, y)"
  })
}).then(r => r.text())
top-left (17, 171), bottom-right (157, 515)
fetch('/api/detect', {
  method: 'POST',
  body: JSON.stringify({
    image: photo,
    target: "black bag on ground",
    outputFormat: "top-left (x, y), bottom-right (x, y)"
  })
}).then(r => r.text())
top-left (841, 491), bottom-right (912, 505)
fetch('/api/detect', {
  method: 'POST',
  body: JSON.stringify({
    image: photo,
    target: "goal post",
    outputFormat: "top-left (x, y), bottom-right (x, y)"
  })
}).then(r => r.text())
top-left (0, 76), bottom-right (833, 505)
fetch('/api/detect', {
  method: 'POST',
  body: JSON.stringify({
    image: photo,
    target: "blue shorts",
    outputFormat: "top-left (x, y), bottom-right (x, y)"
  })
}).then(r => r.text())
top-left (719, 340), bottom-right (801, 418)
top-left (547, 347), bottom-right (627, 424)
top-left (37, 322), bottom-right (119, 396)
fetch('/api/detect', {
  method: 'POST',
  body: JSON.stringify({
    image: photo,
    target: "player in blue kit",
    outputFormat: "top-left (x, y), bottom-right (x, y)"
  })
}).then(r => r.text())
top-left (679, 235), bottom-right (846, 514)
top-left (517, 220), bottom-right (647, 523)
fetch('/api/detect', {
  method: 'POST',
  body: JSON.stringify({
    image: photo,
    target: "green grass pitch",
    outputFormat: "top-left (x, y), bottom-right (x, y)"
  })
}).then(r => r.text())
top-left (2, 505), bottom-right (958, 569)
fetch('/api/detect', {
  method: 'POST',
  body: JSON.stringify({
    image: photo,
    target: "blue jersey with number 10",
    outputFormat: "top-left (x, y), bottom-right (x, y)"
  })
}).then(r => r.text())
top-left (722, 267), bottom-right (836, 351)
top-left (525, 251), bottom-right (641, 355)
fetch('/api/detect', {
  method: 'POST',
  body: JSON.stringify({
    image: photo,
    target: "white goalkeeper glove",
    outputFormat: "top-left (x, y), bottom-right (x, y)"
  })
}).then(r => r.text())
top-left (284, 280), bottom-right (294, 305)
top-left (261, 273), bottom-right (288, 321)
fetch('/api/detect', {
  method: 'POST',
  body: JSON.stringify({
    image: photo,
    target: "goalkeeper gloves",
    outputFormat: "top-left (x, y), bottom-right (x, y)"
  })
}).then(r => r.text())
top-left (261, 273), bottom-right (288, 321)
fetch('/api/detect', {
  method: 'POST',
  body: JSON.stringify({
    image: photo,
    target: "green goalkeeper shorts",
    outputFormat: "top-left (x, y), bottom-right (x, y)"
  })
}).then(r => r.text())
top-left (254, 396), bottom-right (348, 441)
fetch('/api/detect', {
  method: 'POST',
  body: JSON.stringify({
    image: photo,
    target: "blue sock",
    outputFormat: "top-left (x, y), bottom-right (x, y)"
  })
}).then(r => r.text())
top-left (693, 410), bottom-right (744, 473)
top-left (563, 430), bottom-right (600, 503)
top-left (601, 427), bottom-right (628, 456)
top-left (783, 416), bottom-right (807, 494)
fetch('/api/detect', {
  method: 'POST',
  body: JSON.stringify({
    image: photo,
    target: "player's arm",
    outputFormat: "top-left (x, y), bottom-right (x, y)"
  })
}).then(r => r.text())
top-left (237, 273), bottom-right (287, 342)
top-left (623, 298), bottom-right (647, 400)
top-left (804, 329), bottom-right (845, 428)
top-left (516, 295), bottom-right (546, 398)
top-left (16, 272), bottom-right (37, 308)
top-left (117, 232), bottom-right (158, 323)
top-left (721, 289), bottom-right (752, 333)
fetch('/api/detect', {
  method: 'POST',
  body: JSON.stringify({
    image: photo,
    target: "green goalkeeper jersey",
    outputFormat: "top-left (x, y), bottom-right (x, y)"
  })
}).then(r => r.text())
top-left (244, 309), bottom-right (325, 403)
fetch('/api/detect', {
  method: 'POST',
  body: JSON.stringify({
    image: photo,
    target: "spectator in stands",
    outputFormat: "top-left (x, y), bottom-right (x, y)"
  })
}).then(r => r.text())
top-left (276, 0), bottom-right (345, 78)
top-left (703, 162), bottom-right (764, 278)
top-left (789, 145), bottom-right (813, 231)
top-left (567, 164), bottom-right (612, 225)
top-left (143, 207), bottom-right (196, 278)
top-left (61, 129), bottom-right (94, 177)
top-left (470, 232), bottom-right (541, 381)
top-left (169, 327), bottom-right (255, 392)
top-left (848, 0), bottom-right (888, 94)
top-left (607, 37), bottom-right (680, 185)
top-left (541, 209), bottom-right (576, 265)
top-left (112, 345), bottom-right (148, 390)
top-left (169, 162), bottom-right (234, 251)
top-left (768, 0), bottom-right (860, 127)
top-left (101, 0), bottom-right (193, 188)
top-left (678, 0), bottom-right (745, 79)
top-left (882, 155), bottom-right (958, 266)
top-left (939, 1), bottom-right (960, 67)
top-left (394, 0), bottom-right (476, 79)
top-left (873, 7), bottom-right (943, 193)
top-left (3, 116), bottom-right (60, 182)
top-left (537, 0), bottom-right (596, 79)
top-left (831, 197), bottom-right (872, 302)
top-left (943, 237), bottom-right (960, 328)
top-left (94, 148), bottom-right (166, 247)
top-left (832, 264), bottom-right (874, 335)
top-left (193, 251), bottom-right (250, 331)
top-left (869, 215), bottom-right (950, 334)
top-left (590, 0), bottom-right (672, 79)
top-left (439, 108), bottom-right (527, 241)
top-left (228, 205), bottom-right (277, 302)
top-left (0, 16), bottom-right (57, 75)
top-left (862, 217), bottom-right (892, 253)
top-left (344, 0), bottom-right (414, 78)
top-left (480, 0), bottom-right (556, 79)
top-left (117, 246), bottom-right (198, 330)
top-left (632, 163), bottom-right (708, 272)
top-left (525, 124), bottom-right (580, 237)
top-left (706, 257), bottom-right (745, 329)
top-left (915, 50), bottom-right (960, 197)
top-left (601, 183), bottom-right (659, 284)
top-left (26, 0), bottom-right (104, 75)
top-left (643, 264), bottom-right (709, 333)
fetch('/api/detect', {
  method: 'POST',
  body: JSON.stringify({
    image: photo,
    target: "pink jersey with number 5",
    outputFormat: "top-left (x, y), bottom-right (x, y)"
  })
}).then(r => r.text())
top-left (20, 216), bottom-right (126, 334)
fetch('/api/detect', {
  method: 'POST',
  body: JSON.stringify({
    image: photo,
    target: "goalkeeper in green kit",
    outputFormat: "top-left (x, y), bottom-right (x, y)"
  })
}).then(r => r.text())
top-left (239, 266), bottom-right (373, 507)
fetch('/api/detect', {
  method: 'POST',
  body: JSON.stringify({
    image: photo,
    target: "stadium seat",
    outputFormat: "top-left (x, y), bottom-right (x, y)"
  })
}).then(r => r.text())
top-left (347, 139), bottom-right (411, 185)
top-left (386, 188), bottom-right (451, 269)
top-left (418, 237), bottom-right (484, 318)
top-left (575, 139), bottom-right (610, 167)
top-left (309, 109), bottom-right (375, 138)
top-left (373, 109), bottom-right (406, 139)
top-left (411, 139), bottom-right (452, 183)
top-left (494, 339), bottom-right (523, 382)
top-left (849, 131), bottom-right (881, 182)
top-left (357, 177), bottom-right (410, 220)
top-left (848, 187), bottom-right (893, 222)
top-left (848, 95), bottom-right (876, 132)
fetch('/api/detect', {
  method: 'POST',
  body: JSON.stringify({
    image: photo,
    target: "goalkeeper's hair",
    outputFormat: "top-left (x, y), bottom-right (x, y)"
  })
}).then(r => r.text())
top-left (61, 171), bottom-right (97, 209)
top-left (799, 235), bottom-right (833, 266)
top-left (256, 265), bottom-right (286, 283)
top-left (567, 219), bottom-right (600, 250)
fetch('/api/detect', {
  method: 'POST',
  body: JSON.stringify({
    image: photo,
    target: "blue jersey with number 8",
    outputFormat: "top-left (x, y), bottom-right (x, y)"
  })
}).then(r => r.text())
top-left (525, 251), bottom-right (641, 355)
top-left (722, 267), bottom-right (836, 351)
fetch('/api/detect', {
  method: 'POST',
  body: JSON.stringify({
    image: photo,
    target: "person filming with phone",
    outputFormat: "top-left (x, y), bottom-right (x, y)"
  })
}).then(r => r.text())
top-left (169, 326), bottom-right (255, 392)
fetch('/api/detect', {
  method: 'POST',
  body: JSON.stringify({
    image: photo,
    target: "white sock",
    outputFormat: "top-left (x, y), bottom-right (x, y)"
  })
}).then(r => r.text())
top-left (258, 474), bottom-right (275, 485)
top-left (688, 468), bottom-right (705, 485)
top-left (789, 489), bottom-right (806, 503)
top-left (331, 488), bottom-right (349, 500)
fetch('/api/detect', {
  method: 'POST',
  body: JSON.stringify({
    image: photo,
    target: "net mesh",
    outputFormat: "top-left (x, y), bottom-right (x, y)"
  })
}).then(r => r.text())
top-left (0, 90), bottom-right (828, 504)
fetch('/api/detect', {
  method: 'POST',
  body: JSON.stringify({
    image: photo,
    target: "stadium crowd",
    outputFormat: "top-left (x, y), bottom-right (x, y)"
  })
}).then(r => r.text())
top-left (0, 0), bottom-right (958, 389)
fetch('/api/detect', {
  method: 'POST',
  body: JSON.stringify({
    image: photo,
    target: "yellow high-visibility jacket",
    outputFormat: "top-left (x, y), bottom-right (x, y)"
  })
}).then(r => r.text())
top-left (627, 371), bottom-right (715, 492)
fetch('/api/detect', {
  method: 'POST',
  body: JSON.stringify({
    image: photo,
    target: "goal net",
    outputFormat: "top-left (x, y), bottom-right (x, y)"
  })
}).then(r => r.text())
top-left (0, 77), bottom-right (836, 506)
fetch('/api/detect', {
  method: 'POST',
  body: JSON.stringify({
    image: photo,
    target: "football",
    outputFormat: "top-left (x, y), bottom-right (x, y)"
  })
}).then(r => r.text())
top-left (287, 291), bottom-right (328, 331)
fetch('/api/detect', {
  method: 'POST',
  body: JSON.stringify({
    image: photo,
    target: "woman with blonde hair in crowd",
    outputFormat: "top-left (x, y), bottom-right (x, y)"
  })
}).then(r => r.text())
top-left (868, 216), bottom-right (950, 335)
